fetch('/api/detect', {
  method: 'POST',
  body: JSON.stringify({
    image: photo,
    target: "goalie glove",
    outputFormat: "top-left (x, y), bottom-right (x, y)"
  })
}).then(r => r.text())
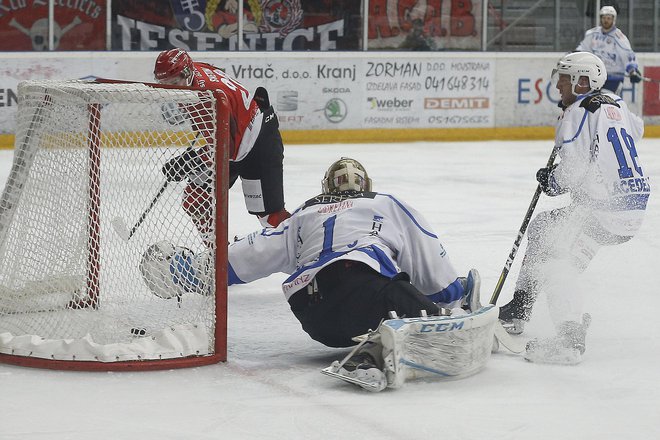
top-left (162, 147), bottom-right (206, 182)
top-left (629, 69), bottom-right (642, 84)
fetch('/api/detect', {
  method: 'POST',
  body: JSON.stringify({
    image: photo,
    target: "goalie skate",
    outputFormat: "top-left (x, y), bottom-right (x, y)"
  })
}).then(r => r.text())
top-left (321, 332), bottom-right (387, 392)
top-left (321, 356), bottom-right (387, 392)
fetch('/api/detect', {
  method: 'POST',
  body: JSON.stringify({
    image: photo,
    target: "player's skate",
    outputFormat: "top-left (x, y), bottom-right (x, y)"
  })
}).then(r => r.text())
top-left (524, 313), bottom-right (591, 365)
top-left (498, 290), bottom-right (535, 335)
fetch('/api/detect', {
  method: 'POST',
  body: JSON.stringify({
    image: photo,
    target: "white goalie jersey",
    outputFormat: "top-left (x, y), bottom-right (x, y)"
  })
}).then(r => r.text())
top-left (551, 91), bottom-right (651, 237)
top-left (228, 191), bottom-right (464, 307)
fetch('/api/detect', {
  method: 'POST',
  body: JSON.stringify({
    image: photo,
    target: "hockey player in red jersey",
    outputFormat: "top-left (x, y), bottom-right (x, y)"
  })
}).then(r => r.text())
top-left (153, 48), bottom-right (290, 243)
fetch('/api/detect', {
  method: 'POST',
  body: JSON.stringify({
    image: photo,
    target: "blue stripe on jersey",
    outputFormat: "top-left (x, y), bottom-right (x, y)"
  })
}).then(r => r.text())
top-left (378, 193), bottom-right (438, 239)
top-left (562, 106), bottom-right (590, 144)
top-left (426, 278), bottom-right (465, 304)
top-left (260, 225), bottom-right (288, 236)
top-left (228, 262), bottom-right (244, 285)
top-left (282, 245), bottom-right (398, 285)
top-left (356, 246), bottom-right (398, 278)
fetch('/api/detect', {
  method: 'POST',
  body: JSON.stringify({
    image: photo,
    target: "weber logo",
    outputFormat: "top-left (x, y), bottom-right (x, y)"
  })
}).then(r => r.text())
top-left (424, 97), bottom-right (489, 110)
top-left (277, 91), bottom-right (298, 111)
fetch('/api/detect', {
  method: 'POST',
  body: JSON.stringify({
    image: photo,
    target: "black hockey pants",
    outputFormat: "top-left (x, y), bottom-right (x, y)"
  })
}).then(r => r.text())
top-left (228, 105), bottom-right (285, 216)
top-left (288, 260), bottom-right (440, 348)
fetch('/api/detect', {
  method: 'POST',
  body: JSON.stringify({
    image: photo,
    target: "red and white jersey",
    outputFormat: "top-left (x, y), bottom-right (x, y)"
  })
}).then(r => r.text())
top-left (189, 62), bottom-right (262, 161)
top-left (552, 92), bottom-right (651, 236)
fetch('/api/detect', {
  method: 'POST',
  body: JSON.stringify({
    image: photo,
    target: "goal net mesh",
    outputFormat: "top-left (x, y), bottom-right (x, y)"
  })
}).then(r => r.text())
top-left (0, 80), bottom-right (227, 368)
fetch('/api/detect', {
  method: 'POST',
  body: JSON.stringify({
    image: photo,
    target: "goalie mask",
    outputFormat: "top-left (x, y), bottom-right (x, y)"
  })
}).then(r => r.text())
top-left (552, 52), bottom-right (606, 94)
top-left (139, 241), bottom-right (212, 299)
top-left (154, 49), bottom-right (194, 86)
top-left (322, 157), bottom-right (372, 194)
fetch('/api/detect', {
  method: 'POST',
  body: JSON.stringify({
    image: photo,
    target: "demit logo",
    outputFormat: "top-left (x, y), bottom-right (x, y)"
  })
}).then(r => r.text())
top-left (424, 97), bottom-right (489, 109)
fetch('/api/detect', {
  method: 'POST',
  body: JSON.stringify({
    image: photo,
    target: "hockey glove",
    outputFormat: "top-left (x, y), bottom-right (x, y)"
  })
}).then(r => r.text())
top-left (536, 164), bottom-right (559, 196)
top-left (629, 69), bottom-right (642, 84)
top-left (258, 209), bottom-right (291, 228)
top-left (162, 148), bottom-right (205, 182)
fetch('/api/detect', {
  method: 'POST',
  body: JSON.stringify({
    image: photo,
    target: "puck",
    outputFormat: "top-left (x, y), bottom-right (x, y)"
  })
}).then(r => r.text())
top-left (130, 327), bottom-right (147, 336)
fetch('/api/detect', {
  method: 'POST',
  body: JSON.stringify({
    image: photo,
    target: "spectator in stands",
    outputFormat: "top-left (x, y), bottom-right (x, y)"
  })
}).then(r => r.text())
top-left (576, 5), bottom-right (642, 93)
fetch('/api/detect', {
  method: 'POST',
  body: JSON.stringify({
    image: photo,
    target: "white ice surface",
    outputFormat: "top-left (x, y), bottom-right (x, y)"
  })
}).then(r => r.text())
top-left (1, 139), bottom-right (659, 439)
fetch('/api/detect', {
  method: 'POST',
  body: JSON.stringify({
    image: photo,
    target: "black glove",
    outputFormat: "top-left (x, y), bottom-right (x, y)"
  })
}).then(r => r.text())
top-left (162, 148), bottom-right (205, 182)
top-left (536, 164), bottom-right (558, 196)
top-left (629, 69), bottom-right (642, 84)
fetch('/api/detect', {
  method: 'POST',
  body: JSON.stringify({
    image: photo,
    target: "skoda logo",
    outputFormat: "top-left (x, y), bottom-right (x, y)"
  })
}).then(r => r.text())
top-left (324, 98), bottom-right (347, 123)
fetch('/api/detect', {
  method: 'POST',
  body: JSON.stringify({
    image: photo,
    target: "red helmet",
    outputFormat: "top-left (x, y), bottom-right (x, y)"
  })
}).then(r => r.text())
top-left (154, 49), bottom-right (194, 84)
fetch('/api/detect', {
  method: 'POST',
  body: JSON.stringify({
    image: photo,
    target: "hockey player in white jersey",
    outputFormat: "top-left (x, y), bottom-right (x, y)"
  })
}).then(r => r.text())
top-left (227, 157), bottom-right (493, 389)
top-left (576, 6), bottom-right (642, 93)
top-left (499, 52), bottom-right (651, 364)
top-left (229, 158), bottom-right (475, 343)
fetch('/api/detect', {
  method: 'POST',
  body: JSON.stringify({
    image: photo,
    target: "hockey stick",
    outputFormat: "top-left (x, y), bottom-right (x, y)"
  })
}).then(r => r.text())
top-left (489, 145), bottom-right (560, 306)
top-left (488, 144), bottom-right (558, 355)
top-left (624, 73), bottom-right (660, 84)
top-left (111, 133), bottom-right (201, 241)
top-left (111, 181), bottom-right (169, 241)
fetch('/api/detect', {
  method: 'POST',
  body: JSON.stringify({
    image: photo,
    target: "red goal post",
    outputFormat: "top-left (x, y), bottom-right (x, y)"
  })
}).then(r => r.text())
top-left (0, 79), bottom-right (228, 370)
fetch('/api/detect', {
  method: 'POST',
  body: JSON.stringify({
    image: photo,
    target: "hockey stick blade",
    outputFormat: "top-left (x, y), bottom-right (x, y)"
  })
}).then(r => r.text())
top-left (493, 322), bottom-right (526, 354)
top-left (111, 217), bottom-right (131, 241)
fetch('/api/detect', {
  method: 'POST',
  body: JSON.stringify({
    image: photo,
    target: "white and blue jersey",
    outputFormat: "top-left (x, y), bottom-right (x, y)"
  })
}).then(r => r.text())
top-left (550, 91), bottom-right (650, 236)
top-left (228, 191), bottom-right (465, 308)
top-left (576, 26), bottom-right (638, 82)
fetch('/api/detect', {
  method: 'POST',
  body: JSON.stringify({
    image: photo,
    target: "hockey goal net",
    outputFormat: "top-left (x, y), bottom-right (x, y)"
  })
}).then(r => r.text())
top-left (0, 79), bottom-right (228, 370)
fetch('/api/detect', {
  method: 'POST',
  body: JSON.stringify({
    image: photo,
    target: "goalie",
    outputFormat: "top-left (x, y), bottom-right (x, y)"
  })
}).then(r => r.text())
top-left (226, 157), bottom-right (495, 391)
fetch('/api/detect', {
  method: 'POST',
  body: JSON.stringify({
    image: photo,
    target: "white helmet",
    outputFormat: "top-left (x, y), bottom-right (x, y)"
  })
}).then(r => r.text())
top-left (554, 52), bottom-right (606, 94)
top-left (599, 6), bottom-right (617, 22)
top-left (322, 157), bottom-right (372, 194)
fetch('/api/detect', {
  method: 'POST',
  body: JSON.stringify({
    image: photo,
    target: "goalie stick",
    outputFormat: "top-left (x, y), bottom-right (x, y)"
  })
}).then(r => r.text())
top-left (111, 133), bottom-right (201, 242)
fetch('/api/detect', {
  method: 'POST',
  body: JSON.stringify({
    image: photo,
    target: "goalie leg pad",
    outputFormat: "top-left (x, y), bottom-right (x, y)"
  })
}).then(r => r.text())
top-left (322, 306), bottom-right (499, 391)
top-left (379, 305), bottom-right (498, 388)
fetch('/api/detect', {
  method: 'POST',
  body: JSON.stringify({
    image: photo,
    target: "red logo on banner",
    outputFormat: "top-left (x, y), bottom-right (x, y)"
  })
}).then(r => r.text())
top-left (643, 67), bottom-right (660, 116)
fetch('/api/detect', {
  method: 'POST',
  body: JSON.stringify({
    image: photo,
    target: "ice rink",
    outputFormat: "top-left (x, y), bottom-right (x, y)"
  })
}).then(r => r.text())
top-left (1, 138), bottom-right (659, 439)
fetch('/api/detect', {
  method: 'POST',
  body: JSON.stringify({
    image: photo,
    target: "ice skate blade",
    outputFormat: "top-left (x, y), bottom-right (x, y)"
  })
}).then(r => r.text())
top-left (321, 364), bottom-right (387, 392)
